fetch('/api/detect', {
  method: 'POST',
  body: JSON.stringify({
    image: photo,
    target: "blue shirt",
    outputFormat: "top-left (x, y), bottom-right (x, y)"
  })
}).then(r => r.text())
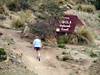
top-left (33, 39), bottom-right (42, 48)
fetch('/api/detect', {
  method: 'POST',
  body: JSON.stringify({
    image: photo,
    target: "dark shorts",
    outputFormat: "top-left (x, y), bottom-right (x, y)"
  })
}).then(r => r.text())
top-left (34, 47), bottom-right (41, 51)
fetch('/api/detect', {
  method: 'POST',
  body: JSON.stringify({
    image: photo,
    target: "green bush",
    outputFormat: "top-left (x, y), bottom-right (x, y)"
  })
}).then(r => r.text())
top-left (57, 34), bottom-right (78, 45)
top-left (0, 48), bottom-right (7, 62)
top-left (57, 35), bottom-right (68, 44)
top-left (58, 44), bottom-right (65, 48)
top-left (57, 35), bottom-right (68, 48)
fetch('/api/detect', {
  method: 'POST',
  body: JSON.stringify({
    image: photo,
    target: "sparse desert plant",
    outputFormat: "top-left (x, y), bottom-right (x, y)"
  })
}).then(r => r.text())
top-left (76, 26), bottom-right (95, 45)
top-left (90, 51), bottom-right (98, 58)
top-left (30, 0), bottom-right (64, 20)
top-left (12, 19), bottom-right (24, 29)
top-left (0, 48), bottom-right (7, 62)
top-left (67, 34), bottom-right (78, 44)
top-left (30, 21), bottom-right (55, 40)
top-left (57, 35), bottom-right (69, 48)
top-left (6, 0), bottom-right (30, 11)
top-left (77, 4), bottom-right (96, 13)
top-left (6, 0), bottom-right (20, 11)
top-left (12, 10), bottom-right (34, 30)
top-left (57, 34), bottom-right (79, 47)
top-left (56, 51), bottom-right (73, 61)
top-left (18, 10), bottom-right (34, 23)
top-left (57, 34), bottom-right (78, 45)
top-left (57, 35), bottom-right (68, 44)
top-left (85, 48), bottom-right (98, 58)
top-left (98, 14), bottom-right (100, 18)
top-left (0, 5), bottom-right (5, 14)
top-left (58, 44), bottom-right (65, 48)
top-left (57, 26), bottom-right (94, 45)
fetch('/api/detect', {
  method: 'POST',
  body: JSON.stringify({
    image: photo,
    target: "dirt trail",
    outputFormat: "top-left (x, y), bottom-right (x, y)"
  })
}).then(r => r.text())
top-left (1, 28), bottom-right (98, 75)
top-left (0, 28), bottom-right (69, 75)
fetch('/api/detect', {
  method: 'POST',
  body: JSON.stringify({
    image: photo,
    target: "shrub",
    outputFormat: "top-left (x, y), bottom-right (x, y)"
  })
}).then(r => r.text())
top-left (90, 51), bottom-right (98, 58)
top-left (6, 0), bottom-right (20, 11)
top-left (77, 26), bottom-right (95, 45)
top-left (0, 48), bottom-right (7, 62)
top-left (58, 44), bottom-right (65, 48)
top-left (57, 26), bottom-right (94, 45)
top-left (0, 5), bottom-right (5, 14)
top-left (30, 21), bottom-right (55, 40)
top-left (30, 0), bottom-right (64, 20)
top-left (6, 0), bottom-right (30, 11)
top-left (57, 34), bottom-right (78, 45)
top-left (12, 19), bottom-right (24, 29)
top-left (67, 34), bottom-right (78, 44)
top-left (98, 14), bottom-right (100, 18)
top-left (20, 0), bottom-right (30, 10)
top-left (57, 35), bottom-right (68, 44)
top-left (18, 10), bottom-right (34, 23)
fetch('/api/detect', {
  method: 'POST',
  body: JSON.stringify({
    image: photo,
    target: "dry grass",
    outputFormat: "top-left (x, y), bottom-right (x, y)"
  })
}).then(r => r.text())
top-left (77, 4), bottom-right (96, 13)
top-left (77, 26), bottom-right (95, 45)
top-left (12, 19), bottom-right (24, 29)
top-left (0, 5), bottom-right (4, 14)
top-left (57, 26), bottom-right (95, 46)
top-left (11, 10), bottom-right (34, 29)
top-left (18, 10), bottom-right (34, 23)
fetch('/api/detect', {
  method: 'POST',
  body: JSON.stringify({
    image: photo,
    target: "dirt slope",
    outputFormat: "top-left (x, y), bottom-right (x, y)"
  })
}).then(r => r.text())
top-left (1, 27), bottom-right (98, 75)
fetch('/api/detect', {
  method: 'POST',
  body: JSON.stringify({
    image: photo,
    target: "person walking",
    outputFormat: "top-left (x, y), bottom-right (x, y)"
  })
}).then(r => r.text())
top-left (33, 36), bottom-right (42, 61)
